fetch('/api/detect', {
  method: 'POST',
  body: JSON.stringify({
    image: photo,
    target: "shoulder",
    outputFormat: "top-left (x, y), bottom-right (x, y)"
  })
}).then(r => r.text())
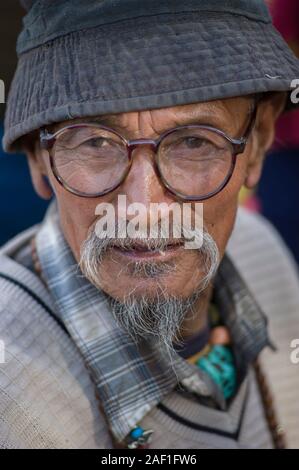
top-left (0, 225), bottom-right (54, 326)
top-left (227, 206), bottom-right (299, 352)
top-left (228, 208), bottom-right (299, 449)
top-left (0, 228), bottom-right (108, 448)
top-left (227, 206), bottom-right (299, 309)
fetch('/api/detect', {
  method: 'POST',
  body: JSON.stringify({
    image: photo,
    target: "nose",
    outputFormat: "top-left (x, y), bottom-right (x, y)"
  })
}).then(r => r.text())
top-left (116, 144), bottom-right (177, 227)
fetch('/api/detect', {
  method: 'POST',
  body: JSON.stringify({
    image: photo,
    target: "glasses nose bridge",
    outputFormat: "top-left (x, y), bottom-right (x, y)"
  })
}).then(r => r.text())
top-left (127, 138), bottom-right (159, 159)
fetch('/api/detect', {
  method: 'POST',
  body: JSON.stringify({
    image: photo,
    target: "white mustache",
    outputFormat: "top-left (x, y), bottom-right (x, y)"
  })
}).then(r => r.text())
top-left (80, 222), bottom-right (219, 287)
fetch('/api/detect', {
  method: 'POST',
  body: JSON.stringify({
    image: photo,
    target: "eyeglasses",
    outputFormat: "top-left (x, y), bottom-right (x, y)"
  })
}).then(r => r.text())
top-left (40, 105), bottom-right (257, 201)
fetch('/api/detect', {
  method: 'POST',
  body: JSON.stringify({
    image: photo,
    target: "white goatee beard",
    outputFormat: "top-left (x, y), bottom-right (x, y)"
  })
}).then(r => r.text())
top-left (79, 225), bottom-right (219, 356)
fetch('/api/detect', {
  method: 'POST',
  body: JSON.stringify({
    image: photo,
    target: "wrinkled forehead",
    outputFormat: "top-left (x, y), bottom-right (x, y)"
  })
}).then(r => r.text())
top-left (52, 96), bottom-right (254, 135)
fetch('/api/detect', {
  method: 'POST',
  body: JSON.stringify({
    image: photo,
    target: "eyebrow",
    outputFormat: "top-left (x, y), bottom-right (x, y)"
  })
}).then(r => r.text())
top-left (86, 115), bottom-right (122, 128)
top-left (169, 104), bottom-right (255, 135)
top-left (172, 113), bottom-right (227, 130)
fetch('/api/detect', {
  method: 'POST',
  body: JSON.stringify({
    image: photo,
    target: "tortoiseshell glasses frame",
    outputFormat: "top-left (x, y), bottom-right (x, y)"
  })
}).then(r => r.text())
top-left (40, 104), bottom-right (257, 201)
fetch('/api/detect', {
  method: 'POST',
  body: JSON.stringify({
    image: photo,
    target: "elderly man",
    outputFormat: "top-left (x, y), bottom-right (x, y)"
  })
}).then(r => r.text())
top-left (0, 0), bottom-right (299, 449)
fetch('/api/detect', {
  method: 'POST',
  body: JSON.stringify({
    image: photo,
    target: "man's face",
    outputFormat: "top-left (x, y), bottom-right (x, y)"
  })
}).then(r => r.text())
top-left (27, 95), bottom-right (282, 344)
top-left (37, 97), bottom-right (254, 296)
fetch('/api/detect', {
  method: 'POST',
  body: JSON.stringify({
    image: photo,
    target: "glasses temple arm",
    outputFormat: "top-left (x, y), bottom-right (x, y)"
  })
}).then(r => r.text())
top-left (40, 129), bottom-right (55, 149)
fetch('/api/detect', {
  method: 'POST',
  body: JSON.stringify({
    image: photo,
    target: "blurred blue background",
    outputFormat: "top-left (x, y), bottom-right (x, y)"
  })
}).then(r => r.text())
top-left (0, 126), bottom-right (49, 245)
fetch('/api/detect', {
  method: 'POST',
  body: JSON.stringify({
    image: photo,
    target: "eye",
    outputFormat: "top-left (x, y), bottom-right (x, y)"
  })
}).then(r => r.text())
top-left (84, 137), bottom-right (108, 148)
top-left (182, 136), bottom-right (206, 149)
top-left (175, 136), bottom-right (217, 152)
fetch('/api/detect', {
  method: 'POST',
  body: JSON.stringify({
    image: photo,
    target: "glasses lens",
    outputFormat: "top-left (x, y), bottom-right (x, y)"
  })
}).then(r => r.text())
top-left (158, 127), bottom-right (234, 198)
top-left (53, 126), bottom-right (128, 195)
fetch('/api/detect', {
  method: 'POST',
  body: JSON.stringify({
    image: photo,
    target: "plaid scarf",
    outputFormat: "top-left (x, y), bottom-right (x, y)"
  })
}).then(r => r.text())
top-left (35, 206), bottom-right (272, 445)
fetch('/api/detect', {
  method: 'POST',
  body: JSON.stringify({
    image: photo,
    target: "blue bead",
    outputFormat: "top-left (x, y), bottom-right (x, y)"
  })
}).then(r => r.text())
top-left (212, 345), bottom-right (234, 363)
top-left (130, 427), bottom-right (144, 439)
top-left (196, 345), bottom-right (237, 399)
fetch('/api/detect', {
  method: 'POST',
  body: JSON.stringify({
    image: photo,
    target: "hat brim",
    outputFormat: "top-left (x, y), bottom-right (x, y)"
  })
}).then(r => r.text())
top-left (4, 11), bottom-right (299, 152)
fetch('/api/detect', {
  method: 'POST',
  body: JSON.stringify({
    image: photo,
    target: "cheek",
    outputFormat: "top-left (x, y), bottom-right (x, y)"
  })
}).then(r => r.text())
top-left (42, 151), bottom-right (120, 261)
top-left (56, 192), bottom-right (98, 261)
top-left (45, 174), bottom-right (103, 262)
top-left (203, 154), bottom-right (248, 256)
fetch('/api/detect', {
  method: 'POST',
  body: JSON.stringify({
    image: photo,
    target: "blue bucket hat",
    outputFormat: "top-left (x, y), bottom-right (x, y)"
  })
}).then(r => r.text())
top-left (3, 0), bottom-right (299, 152)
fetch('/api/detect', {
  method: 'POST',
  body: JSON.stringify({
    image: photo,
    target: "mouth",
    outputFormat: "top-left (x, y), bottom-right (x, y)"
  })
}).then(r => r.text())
top-left (110, 241), bottom-right (185, 260)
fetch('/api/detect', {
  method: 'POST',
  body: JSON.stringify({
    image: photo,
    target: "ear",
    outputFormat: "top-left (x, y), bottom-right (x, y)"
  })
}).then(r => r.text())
top-left (22, 134), bottom-right (53, 200)
top-left (244, 92), bottom-right (287, 189)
